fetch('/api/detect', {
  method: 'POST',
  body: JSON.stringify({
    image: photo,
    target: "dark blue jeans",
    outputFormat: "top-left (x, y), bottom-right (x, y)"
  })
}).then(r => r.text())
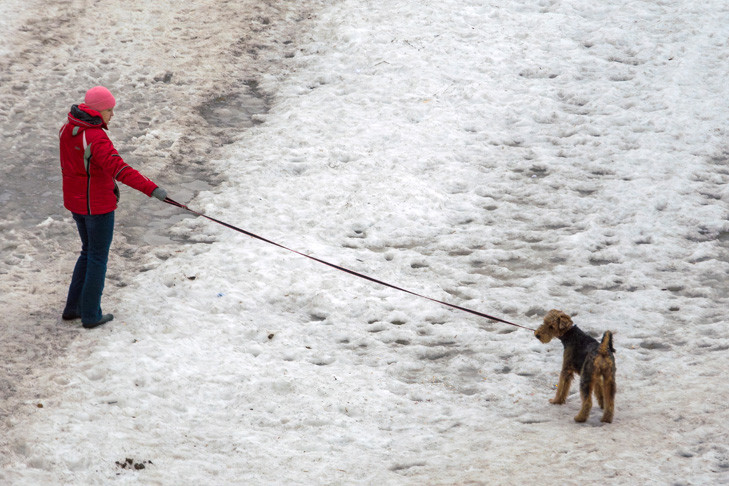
top-left (63, 211), bottom-right (115, 324)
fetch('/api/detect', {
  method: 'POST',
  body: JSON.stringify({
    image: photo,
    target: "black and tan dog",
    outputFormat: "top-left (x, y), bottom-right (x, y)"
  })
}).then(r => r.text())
top-left (535, 309), bottom-right (616, 423)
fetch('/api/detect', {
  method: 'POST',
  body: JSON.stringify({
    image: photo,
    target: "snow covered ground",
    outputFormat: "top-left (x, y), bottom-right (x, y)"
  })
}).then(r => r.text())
top-left (2, 0), bottom-right (729, 484)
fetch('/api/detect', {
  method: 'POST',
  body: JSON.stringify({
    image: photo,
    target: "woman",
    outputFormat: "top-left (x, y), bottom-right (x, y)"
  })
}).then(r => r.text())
top-left (59, 86), bottom-right (168, 328)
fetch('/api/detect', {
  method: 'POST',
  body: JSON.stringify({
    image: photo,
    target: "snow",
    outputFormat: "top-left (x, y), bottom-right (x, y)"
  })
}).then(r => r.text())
top-left (2, 0), bottom-right (729, 484)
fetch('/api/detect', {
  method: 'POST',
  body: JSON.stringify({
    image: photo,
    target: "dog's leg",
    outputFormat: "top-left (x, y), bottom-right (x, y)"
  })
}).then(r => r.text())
top-left (594, 375), bottom-right (605, 409)
top-left (574, 374), bottom-right (594, 423)
top-left (601, 373), bottom-right (616, 423)
top-left (550, 369), bottom-right (573, 404)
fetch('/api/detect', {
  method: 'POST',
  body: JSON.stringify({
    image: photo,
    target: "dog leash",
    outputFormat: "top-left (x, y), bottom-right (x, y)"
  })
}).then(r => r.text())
top-left (164, 197), bottom-right (536, 332)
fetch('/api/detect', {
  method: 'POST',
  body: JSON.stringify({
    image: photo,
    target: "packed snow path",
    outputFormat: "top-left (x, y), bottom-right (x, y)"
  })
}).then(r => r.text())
top-left (0, 0), bottom-right (322, 476)
top-left (2, 0), bottom-right (729, 484)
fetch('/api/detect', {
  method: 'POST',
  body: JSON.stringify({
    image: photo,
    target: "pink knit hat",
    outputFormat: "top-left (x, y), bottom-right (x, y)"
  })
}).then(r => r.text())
top-left (84, 86), bottom-right (116, 112)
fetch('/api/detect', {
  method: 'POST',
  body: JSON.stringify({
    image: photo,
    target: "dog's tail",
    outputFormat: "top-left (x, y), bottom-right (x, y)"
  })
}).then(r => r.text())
top-left (599, 331), bottom-right (615, 355)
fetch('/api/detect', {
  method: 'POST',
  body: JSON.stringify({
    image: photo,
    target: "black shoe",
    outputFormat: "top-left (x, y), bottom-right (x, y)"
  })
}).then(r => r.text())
top-left (62, 312), bottom-right (81, 321)
top-left (83, 314), bottom-right (114, 329)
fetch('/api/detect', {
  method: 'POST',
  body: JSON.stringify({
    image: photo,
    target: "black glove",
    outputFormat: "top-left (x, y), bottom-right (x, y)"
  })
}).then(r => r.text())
top-left (151, 187), bottom-right (167, 201)
top-left (113, 183), bottom-right (120, 203)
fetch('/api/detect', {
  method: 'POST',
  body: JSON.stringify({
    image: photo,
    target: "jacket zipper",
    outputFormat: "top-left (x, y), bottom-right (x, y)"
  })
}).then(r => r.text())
top-left (82, 131), bottom-right (92, 215)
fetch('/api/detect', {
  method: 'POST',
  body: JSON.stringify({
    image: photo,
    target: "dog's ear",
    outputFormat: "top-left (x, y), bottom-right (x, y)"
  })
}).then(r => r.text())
top-left (557, 312), bottom-right (573, 331)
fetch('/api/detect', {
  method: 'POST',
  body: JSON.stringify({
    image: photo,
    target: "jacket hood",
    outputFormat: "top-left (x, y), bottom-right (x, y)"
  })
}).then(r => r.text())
top-left (68, 104), bottom-right (107, 130)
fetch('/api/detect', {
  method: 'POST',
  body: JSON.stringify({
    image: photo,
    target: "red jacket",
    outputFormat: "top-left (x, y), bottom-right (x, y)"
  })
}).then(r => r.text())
top-left (59, 104), bottom-right (158, 215)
